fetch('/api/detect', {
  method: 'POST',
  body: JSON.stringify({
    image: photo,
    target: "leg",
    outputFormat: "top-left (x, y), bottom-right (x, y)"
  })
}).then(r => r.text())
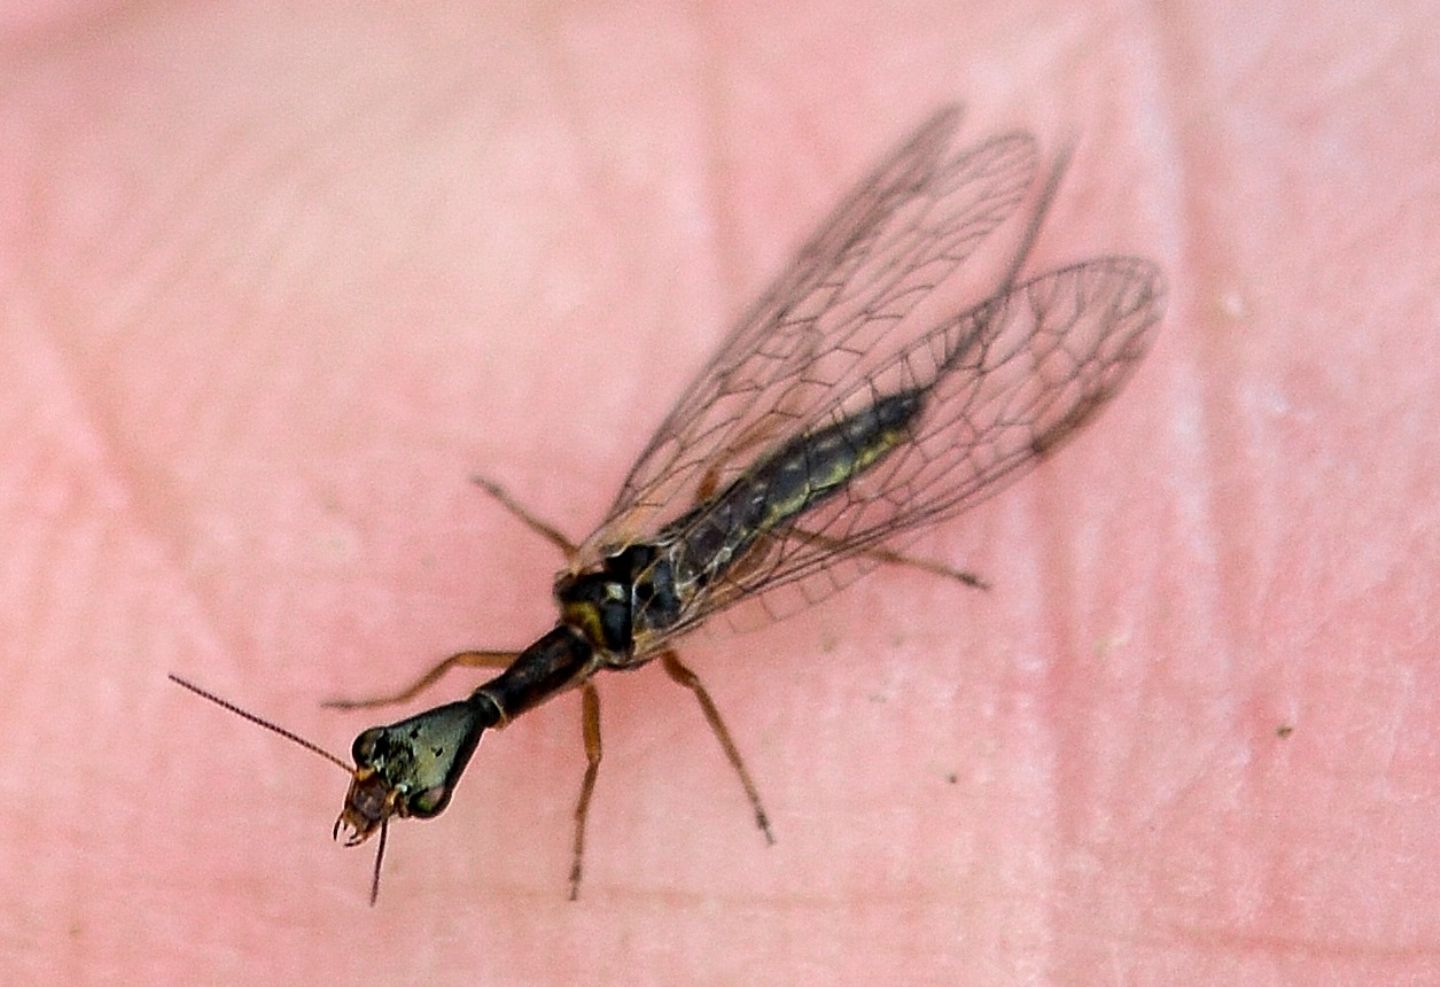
top-left (471, 473), bottom-right (578, 561)
top-left (694, 422), bottom-right (777, 502)
top-left (660, 650), bottom-right (774, 845)
top-left (854, 543), bottom-right (989, 590)
top-left (322, 650), bottom-right (517, 710)
top-left (569, 681), bottom-right (603, 900)
top-left (792, 528), bottom-right (990, 590)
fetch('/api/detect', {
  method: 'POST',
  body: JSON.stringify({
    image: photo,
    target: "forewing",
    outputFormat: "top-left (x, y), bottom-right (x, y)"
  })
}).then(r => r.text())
top-left (650, 256), bottom-right (1165, 637)
top-left (578, 106), bottom-right (1039, 561)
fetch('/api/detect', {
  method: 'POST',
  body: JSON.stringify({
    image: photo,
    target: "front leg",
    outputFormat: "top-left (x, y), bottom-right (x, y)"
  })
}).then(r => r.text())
top-left (323, 650), bottom-right (518, 710)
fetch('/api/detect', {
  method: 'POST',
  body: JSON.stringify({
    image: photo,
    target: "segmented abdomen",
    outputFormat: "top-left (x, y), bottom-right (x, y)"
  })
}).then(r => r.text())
top-left (629, 388), bottom-right (924, 638)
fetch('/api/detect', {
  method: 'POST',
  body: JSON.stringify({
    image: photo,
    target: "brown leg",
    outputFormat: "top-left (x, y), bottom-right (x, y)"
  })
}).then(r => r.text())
top-left (569, 681), bottom-right (602, 900)
top-left (693, 405), bottom-right (798, 502)
top-left (322, 650), bottom-right (517, 710)
top-left (327, 476), bottom-right (570, 712)
top-left (471, 473), bottom-right (578, 561)
top-left (854, 543), bottom-right (989, 590)
top-left (660, 650), bottom-right (774, 845)
top-left (792, 529), bottom-right (990, 590)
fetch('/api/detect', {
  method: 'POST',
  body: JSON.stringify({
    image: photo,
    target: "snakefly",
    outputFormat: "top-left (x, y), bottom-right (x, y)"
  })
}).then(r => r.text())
top-left (171, 104), bottom-right (1165, 903)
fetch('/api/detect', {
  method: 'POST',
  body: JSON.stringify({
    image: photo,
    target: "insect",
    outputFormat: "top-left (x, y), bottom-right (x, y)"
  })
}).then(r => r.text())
top-left (171, 104), bottom-right (1164, 904)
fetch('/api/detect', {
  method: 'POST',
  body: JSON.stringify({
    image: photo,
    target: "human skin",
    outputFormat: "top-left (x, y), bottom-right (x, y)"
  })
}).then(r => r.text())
top-left (4, 2), bottom-right (1439, 985)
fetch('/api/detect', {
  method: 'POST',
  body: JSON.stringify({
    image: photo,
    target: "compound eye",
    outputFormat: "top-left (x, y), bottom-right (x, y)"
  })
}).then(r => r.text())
top-left (351, 727), bottom-right (384, 765)
top-left (407, 784), bottom-right (453, 818)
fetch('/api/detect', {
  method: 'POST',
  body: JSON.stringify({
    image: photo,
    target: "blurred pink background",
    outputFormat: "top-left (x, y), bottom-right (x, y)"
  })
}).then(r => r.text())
top-left (2, 2), bottom-right (1437, 984)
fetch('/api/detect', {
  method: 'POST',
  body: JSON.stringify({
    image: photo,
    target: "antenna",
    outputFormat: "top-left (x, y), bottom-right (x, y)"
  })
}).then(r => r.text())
top-left (168, 673), bottom-right (353, 773)
top-left (169, 673), bottom-right (396, 906)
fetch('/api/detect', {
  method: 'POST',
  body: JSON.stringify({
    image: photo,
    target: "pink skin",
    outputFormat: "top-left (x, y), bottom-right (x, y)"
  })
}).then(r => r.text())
top-left (4, 3), bottom-right (1438, 984)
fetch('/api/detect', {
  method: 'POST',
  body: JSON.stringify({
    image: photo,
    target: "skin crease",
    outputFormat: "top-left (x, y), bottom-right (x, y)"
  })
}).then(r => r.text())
top-left (3, 2), bottom-right (1439, 984)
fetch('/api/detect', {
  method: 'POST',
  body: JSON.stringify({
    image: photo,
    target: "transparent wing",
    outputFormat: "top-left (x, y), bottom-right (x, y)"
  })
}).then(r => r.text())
top-left (638, 256), bottom-right (1164, 639)
top-left (577, 105), bottom-right (1040, 562)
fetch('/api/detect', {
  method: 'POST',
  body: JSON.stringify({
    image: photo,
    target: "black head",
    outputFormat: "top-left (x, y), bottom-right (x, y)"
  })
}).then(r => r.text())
top-left (169, 674), bottom-right (498, 905)
top-left (334, 700), bottom-right (497, 845)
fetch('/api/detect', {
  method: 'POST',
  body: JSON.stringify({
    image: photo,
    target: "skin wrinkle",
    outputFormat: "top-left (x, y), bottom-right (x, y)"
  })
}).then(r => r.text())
top-left (17, 296), bottom-right (237, 664)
